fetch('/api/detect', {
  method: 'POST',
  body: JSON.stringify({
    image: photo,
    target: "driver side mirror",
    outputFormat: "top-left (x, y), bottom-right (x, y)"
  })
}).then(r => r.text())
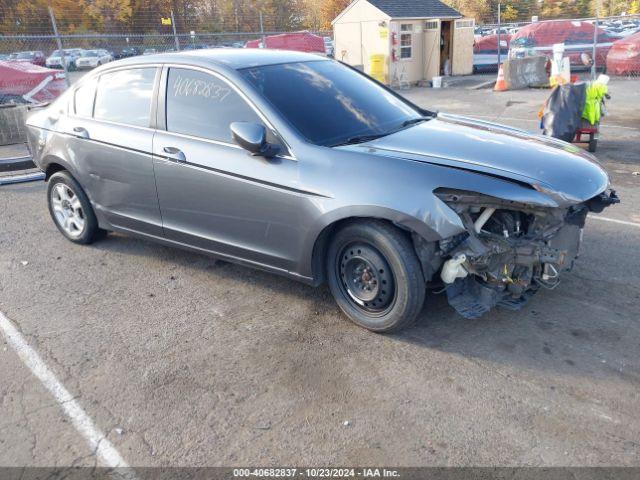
top-left (230, 122), bottom-right (280, 158)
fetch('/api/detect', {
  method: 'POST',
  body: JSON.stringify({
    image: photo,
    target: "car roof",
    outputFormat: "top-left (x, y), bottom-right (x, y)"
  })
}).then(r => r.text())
top-left (111, 48), bottom-right (328, 70)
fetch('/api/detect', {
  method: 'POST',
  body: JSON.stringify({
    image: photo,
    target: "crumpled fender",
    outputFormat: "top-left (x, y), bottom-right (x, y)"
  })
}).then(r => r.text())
top-left (297, 164), bottom-right (558, 280)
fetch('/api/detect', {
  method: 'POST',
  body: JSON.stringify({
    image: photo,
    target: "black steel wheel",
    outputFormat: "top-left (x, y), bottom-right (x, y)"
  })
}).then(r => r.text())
top-left (337, 242), bottom-right (396, 315)
top-left (327, 220), bottom-right (426, 333)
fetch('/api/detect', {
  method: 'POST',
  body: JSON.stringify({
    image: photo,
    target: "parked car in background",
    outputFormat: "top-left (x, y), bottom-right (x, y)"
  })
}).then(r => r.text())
top-left (118, 46), bottom-right (142, 59)
top-left (0, 53), bottom-right (10, 61)
top-left (75, 49), bottom-right (113, 69)
top-left (245, 32), bottom-right (325, 54)
top-left (8, 50), bottom-right (46, 66)
top-left (26, 49), bottom-right (618, 333)
top-left (324, 36), bottom-right (334, 57)
top-left (474, 34), bottom-right (511, 72)
top-left (143, 48), bottom-right (158, 55)
top-left (46, 49), bottom-right (83, 70)
top-left (183, 44), bottom-right (208, 50)
top-left (606, 31), bottom-right (640, 75)
top-left (510, 20), bottom-right (616, 68)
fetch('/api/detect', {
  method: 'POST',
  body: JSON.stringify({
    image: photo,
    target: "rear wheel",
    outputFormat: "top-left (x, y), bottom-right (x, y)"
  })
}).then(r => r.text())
top-left (588, 134), bottom-right (598, 153)
top-left (326, 220), bottom-right (426, 333)
top-left (47, 171), bottom-right (103, 244)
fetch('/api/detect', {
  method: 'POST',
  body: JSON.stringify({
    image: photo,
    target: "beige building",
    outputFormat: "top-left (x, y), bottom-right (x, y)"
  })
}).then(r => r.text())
top-left (332, 0), bottom-right (475, 86)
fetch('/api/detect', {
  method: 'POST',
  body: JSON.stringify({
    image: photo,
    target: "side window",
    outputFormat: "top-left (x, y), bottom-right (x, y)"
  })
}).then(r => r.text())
top-left (74, 77), bottom-right (97, 117)
top-left (166, 68), bottom-right (262, 143)
top-left (94, 68), bottom-right (156, 127)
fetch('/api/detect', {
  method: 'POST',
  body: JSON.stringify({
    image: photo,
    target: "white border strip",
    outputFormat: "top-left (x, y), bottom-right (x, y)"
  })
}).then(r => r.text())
top-left (588, 215), bottom-right (640, 228)
top-left (0, 312), bottom-right (133, 470)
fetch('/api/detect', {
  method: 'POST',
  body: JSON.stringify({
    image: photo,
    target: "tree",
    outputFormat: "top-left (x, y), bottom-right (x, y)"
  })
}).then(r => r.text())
top-left (319, 0), bottom-right (349, 29)
top-left (501, 4), bottom-right (518, 22)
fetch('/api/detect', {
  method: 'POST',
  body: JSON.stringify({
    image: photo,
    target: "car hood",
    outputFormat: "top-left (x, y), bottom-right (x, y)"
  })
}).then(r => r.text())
top-left (341, 113), bottom-right (609, 205)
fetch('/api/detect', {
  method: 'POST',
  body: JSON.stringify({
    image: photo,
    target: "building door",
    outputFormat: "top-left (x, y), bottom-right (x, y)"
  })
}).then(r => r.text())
top-left (452, 18), bottom-right (475, 75)
top-left (423, 19), bottom-right (440, 81)
top-left (440, 20), bottom-right (452, 75)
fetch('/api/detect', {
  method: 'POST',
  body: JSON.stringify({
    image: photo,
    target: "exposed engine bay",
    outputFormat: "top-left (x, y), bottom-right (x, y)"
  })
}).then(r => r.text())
top-left (414, 188), bottom-right (619, 319)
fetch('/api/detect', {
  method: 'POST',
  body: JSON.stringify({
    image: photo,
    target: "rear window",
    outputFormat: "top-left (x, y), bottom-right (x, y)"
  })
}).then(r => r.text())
top-left (94, 68), bottom-right (156, 127)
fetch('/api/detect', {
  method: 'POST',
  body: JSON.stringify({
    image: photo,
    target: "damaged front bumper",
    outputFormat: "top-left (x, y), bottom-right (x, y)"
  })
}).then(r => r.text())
top-left (428, 188), bottom-right (619, 319)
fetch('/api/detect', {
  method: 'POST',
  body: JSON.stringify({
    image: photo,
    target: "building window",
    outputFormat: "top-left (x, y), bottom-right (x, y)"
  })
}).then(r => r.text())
top-left (399, 24), bottom-right (413, 59)
top-left (455, 19), bottom-right (474, 29)
top-left (425, 20), bottom-right (439, 30)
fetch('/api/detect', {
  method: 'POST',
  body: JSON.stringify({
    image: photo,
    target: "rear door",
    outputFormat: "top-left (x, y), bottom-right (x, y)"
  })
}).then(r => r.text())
top-left (152, 66), bottom-right (301, 272)
top-left (62, 67), bottom-right (163, 236)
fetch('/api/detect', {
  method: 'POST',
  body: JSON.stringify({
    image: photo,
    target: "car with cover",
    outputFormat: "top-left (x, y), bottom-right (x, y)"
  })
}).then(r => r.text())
top-left (606, 31), bottom-right (640, 75)
top-left (25, 49), bottom-right (619, 332)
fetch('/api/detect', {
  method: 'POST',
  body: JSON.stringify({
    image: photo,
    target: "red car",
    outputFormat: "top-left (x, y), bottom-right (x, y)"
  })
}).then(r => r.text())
top-left (606, 31), bottom-right (640, 75)
top-left (9, 50), bottom-right (47, 67)
top-left (245, 32), bottom-right (325, 54)
top-left (473, 34), bottom-right (511, 71)
top-left (510, 21), bottom-right (615, 68)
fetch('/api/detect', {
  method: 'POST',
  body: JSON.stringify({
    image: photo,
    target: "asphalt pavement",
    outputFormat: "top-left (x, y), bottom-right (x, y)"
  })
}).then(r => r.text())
top-left (1, 79), bottom-right (639, 468)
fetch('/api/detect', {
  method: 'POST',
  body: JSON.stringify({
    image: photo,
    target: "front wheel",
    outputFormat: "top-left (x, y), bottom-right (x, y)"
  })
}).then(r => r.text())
top-left (326, 220), bottom-right (426, 333)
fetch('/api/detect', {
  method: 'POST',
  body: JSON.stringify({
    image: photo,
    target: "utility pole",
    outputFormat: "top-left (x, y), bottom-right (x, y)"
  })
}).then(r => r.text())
top-left (591, 0), bottom-right (600, 79)
top-left (48, 7), bottom-right (70, 88)
top-left (497, 2), bottom-right (502, 68)
top-left (171, 10), bottom-right (180, 51)
top-left (259, 12), bottom-right (266, 48)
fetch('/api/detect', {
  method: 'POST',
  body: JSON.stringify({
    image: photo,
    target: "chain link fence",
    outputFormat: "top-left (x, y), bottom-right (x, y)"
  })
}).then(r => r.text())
top-left (0, 2), bottom-right (639, 109)
top-left (0, 4), bottom-right (331, 106)
top-left (471, 9), bottom-right (640, 77)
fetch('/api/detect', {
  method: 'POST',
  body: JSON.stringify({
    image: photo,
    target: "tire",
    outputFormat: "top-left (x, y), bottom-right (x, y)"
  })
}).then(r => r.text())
top-left (47, 171), bottom-right (103, 244)
top-left (326, 220), bottom-right (426, 333)
top-left (588, 135), bottom-right (597, 153)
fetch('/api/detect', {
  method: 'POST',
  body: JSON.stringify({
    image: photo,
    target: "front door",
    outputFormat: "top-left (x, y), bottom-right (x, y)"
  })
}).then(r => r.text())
top-left (152, 66), bottom-right (301, 272)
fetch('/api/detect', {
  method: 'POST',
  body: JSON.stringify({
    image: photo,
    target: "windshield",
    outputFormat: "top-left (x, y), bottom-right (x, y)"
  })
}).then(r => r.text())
top-left (15, 52), bottom-right (34, 59)
top-left (81, 50), bottom-right (99, 57)
top-left (241, 60), bottom-right (422, 146)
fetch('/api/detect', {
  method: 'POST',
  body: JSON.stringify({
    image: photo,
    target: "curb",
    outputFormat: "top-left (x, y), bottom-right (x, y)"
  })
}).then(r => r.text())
top-left (0, 171), bottom-right (45, 186)
top-left (0, 155), bottom-right (35, 173)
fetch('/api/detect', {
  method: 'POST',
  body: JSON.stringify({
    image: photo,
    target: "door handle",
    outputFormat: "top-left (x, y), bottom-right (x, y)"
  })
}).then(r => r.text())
top-left (72, 126), bottom-right (89, 139)
top-left (163, 146), bottom-right (186, 163)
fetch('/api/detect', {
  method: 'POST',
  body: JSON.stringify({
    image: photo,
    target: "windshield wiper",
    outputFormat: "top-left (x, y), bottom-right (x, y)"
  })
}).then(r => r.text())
top-left (330, 133), bottom-right (389, 147)
top-left (331, 116), bottom-right (433, 147)
top-left (401, 117), bottom-right (431, 128)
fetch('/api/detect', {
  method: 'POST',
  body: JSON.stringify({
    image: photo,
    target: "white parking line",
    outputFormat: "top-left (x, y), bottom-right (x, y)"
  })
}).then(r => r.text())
top-left (588, 215), bottom-right (640, 228)
top-left (0, 311), bottom-right (133, 471)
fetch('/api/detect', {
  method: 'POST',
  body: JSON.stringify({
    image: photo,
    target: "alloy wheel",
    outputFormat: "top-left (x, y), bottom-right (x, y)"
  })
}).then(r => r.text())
top-left (50, 183), bottom-right (86, 238)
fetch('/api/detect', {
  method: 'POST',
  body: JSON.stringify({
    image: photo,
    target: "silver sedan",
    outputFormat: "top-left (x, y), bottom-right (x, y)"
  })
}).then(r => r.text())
top-left (26, 50), bottom-right (618, 332)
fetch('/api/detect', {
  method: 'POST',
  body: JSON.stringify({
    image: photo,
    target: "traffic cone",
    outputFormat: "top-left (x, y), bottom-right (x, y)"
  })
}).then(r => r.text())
top-left (494, 64), bottom-right (507, 92)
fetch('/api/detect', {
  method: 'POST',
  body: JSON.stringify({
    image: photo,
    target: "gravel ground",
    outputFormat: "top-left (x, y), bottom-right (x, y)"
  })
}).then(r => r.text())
top-left (0, 78), bottom-right (639, 468)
